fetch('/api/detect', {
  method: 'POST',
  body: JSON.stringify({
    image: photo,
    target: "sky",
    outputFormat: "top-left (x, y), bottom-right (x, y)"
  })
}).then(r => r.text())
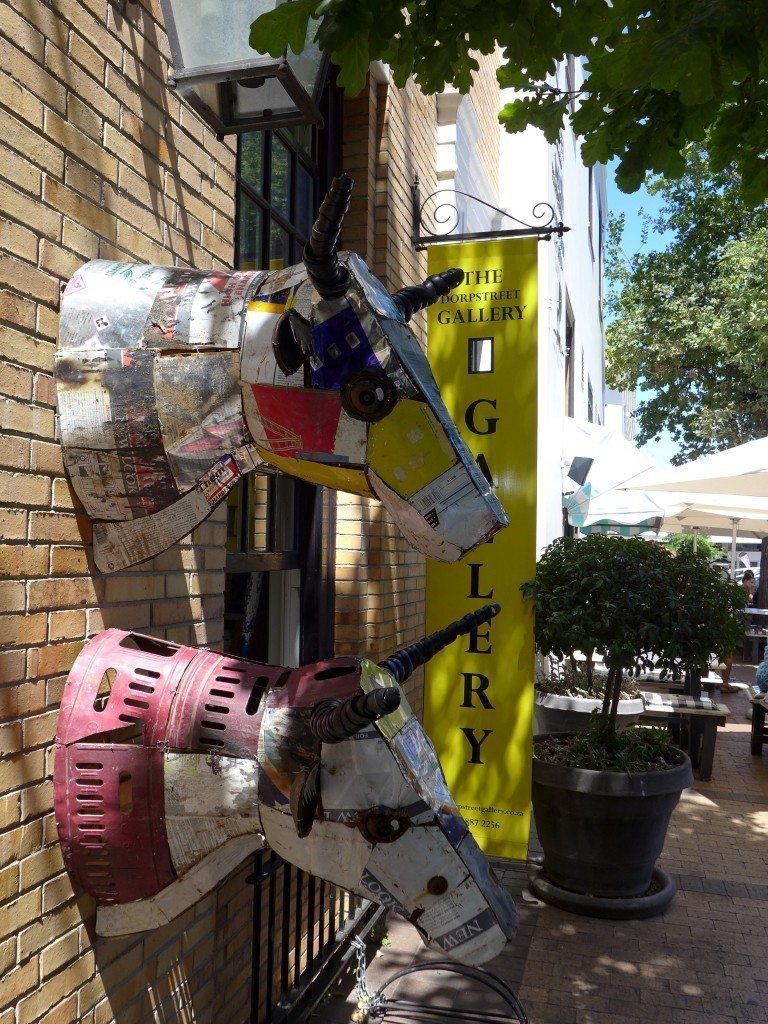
top-left (605, 162), bottom-right (680, 469)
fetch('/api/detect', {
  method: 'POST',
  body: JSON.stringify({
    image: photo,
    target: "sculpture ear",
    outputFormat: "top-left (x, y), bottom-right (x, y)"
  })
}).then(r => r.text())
top-left (273, 309), bottom-right (312, 377)
top-left (289, 761), bottom-right (320, 838)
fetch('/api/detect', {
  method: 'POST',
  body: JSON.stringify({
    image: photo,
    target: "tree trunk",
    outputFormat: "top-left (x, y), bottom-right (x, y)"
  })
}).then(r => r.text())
top-left (608, 667), bottom-right (623, 733)
top-left (758, 537), bottom-right (768, 609)
top-left (602, 666), bottom-right (619, 720)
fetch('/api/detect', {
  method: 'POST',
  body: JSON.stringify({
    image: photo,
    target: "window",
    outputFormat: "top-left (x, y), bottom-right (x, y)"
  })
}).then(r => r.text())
top-left (468, 337), bottom-right (494, 374)
top-left (564, 299), bottom-right (575, 416)
top-left (236, 126), bottom-right (319, 273)
top-left (225, 79), bottom-right (342, 666)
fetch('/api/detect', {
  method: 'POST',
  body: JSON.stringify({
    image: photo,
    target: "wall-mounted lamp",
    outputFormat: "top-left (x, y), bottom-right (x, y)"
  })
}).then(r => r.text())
top-left (159, 0), bottom-right (328, 136)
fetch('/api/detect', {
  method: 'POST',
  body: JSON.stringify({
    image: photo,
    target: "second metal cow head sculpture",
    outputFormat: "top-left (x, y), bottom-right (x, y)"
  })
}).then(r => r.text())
top-left (56, 174), bottom-right (508, 573)
top-left (55, 606), bottom-right (518, 964)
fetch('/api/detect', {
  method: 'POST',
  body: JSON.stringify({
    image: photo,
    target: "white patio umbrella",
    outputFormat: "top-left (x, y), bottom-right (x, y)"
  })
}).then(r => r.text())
top-left (561, 418), bottom-right (661, 534)
top-left (622, 489), bottom-right (768, 574)
top-left (636, 435), bottom-right (768, 497)
top-left (562, 417), bottom-right (657, 494)
top-left (564, 486), bottom-right (665, 536)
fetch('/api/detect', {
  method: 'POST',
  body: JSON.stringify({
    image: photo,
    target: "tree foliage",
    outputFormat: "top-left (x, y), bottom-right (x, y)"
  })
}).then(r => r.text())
top-left (664, 532), bottom-right (720, 562)
top-left (605, 151), bottom-right (768, 461)
top-left (250, 0), bottom-right (768, 203)
top-left (521, 534), bottom-right (746, 740)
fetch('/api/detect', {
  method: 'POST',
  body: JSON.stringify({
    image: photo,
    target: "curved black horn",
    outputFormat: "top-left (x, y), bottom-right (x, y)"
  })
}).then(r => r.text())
top-left (310, 687), bottom-right (401, 744)
top-left (303, 173), bottom-right (354, 299)
top-left (391, 267), bottom-right (464, 321)
top-left (380, 603), bottom-right (501, 684)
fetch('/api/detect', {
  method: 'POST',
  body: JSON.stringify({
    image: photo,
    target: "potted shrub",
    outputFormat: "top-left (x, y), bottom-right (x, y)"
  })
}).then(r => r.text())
top-left (534, 655), bottom-right (644, 735)
top-left (521, 534), bottom-right (745, 917)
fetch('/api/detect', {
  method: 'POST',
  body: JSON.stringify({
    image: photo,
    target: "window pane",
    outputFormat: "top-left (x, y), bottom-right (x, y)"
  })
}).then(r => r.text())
top-left (238, 194), bottom-right (263, 270)
top-left (271, 137), bottom-right (290, 219)
top-left (283, 122), bottom-right (314, 158)
top-left (269, 220), bottom-right (290, 271)
top-left (240, 133), bottom-right (264, 194)
top-left (296, 164), bottom-right (313, 241)
top-left (468, 337), bottom-right (494, 373)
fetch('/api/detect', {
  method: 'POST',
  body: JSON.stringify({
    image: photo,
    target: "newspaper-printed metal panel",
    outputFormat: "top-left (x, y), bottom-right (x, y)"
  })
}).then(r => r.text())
top-left (56, 183), bottom-right (508, 572)
top-left (56, 347), bottom-right (178, 519)
top-left (163, 752), bottom-right (264, 874)
top-left (153, 350), bottom-right (246, 489)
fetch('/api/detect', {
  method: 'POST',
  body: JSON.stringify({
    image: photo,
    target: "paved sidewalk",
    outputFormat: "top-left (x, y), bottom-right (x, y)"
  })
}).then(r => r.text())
top-left (312, 662), bottom-right (768, 1023)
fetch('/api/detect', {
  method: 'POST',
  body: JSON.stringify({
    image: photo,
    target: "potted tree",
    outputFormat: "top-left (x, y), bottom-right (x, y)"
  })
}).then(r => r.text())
top-left (533, 655), bottom-right (645, 735)
top-left (521, 534), bottom-right (745, 917)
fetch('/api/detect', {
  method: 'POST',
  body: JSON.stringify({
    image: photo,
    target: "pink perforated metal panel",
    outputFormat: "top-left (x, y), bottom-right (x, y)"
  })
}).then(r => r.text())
top-left (279, 658), bottom-right (362, 708)
top-left (55, 628), bottom-right (287, 905)
top-left (54, 743), bottom-right (174, 903)
top-left (165, 650), bottom-right (285, 758)
top-left (57, 629), bottom-right (195, 746)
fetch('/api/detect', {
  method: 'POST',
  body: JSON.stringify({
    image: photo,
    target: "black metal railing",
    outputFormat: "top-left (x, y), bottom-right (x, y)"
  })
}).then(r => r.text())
top-left (248, 850), bottom-right (383, 1023)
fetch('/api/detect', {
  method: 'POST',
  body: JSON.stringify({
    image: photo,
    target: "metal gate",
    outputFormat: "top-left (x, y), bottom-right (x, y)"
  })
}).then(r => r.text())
top-left (249, 850), bottom-right (384, 1023)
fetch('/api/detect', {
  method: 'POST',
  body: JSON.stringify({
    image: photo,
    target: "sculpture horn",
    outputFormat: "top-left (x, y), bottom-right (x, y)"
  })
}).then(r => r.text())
top-left (310, 686), bottom-right (401, 744)
top-left (303, 173), bottom-right (354, 299)
top-left (380, 603), bottom-right (501, 684)
top-left (391, 267), bottom-right (465, 321)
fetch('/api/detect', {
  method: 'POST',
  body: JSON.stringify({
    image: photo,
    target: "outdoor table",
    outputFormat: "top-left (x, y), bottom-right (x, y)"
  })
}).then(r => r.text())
top-left (743, 607), bottom-right (768, 664)
top-left (639, 692), bottom-right (729, 781)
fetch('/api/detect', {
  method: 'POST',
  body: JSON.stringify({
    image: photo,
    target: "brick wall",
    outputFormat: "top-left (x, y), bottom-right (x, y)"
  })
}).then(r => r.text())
top-left (471, 50), bottom-right (502, 200)
top-left (0, 1), bottom-right (504, 1018)
top-left (0, 1), bottom-right (244, 1020)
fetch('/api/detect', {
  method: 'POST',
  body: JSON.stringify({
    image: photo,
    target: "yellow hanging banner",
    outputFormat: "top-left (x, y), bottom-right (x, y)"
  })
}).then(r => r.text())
top-left (424, 237), bottom-right (537, 860)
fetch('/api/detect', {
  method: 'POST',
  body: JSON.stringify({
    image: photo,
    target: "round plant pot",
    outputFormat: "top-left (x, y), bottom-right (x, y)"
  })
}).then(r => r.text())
top-left (533, 692), bottom-right (645, 736)
top-left (531, 737), bottom-right (693, 901)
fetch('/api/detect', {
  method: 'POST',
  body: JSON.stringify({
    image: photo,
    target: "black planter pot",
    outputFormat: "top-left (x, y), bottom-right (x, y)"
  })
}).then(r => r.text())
top-left (531, 736), bottom-right (693, 902)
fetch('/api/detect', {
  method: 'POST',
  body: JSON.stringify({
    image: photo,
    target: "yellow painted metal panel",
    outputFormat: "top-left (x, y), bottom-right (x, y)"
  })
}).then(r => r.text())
top-left (424, 238), bottom-right (538, 861)
top-left (255, 446), bottom-right (373, 496)
top-left (368, 399), bottom-right (457, 499)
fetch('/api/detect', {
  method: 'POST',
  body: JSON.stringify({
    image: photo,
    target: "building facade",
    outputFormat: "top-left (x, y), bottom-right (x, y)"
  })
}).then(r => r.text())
top-left (0, 2), bottom-right (505, 1022)
top-left (498, 59), bottom-right (608, 548)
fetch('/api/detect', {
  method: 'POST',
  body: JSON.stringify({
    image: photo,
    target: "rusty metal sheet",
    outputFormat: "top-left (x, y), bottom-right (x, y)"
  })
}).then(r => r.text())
top-left (56, 347), bottom-right (178, 518)
top-left (154, 350), bottom-right (246, 489)
top-left (141, 268), bottom-right (205, 349)
top-left (257, 705), bottom-right (318, 809)
top-left (163, 752), bottom-right (263, 874)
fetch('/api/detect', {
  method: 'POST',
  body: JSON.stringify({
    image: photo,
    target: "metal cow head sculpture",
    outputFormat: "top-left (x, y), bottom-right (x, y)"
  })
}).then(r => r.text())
top-left (54, 605), bottom-right (517, 964)
top-left (55, 174), bottom-right (508, 573)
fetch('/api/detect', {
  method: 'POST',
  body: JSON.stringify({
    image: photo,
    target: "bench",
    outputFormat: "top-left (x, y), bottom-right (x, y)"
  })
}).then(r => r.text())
top-left (639, 692), bottom-right (730, 781)
top-left (748, 686), bottom-right (768, 756)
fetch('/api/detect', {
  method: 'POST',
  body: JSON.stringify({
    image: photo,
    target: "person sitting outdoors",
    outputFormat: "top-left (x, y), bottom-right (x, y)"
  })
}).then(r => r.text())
top-left (742, 569), bottom-right (757, 603)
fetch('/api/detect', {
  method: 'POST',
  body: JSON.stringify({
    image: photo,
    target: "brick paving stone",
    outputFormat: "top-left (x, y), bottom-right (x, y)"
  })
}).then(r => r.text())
top-left (313, 659), bottom-right (768, 1023)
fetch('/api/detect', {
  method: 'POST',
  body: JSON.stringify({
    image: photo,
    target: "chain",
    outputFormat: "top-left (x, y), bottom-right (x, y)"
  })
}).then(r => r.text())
top-left (351, 934), bottom-right (384, 1021)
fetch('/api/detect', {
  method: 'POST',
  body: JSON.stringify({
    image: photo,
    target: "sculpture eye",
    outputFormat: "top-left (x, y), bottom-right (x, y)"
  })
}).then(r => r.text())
top-left (341, 369), bottom-right (396, 422)
top-left (273, 310), bottom-right (311, 376)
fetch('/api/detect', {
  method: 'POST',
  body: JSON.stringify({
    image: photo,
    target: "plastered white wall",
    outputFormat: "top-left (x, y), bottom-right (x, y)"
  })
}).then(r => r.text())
top-left (498, 59), bottom-right (607, 552)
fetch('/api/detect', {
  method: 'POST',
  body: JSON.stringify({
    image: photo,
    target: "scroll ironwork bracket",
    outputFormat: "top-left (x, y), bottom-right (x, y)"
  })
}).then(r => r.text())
top-left (411, 177), bottom-right (569, 250)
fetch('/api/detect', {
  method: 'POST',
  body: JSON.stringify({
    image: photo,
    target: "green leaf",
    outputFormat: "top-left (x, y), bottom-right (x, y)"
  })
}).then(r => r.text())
top-left (250, 0), bottom-right (317, 56)
top-left (333, 36), bottom-right (372, 95)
